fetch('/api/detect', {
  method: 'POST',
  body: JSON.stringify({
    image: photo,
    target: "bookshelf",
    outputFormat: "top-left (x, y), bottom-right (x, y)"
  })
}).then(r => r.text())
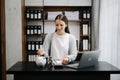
top-left (79, 7), bottom-right (91, 52)
top-left (24, 6), bottom-right (46, 61)
top-left (22, 6), bottom-right (92, 61)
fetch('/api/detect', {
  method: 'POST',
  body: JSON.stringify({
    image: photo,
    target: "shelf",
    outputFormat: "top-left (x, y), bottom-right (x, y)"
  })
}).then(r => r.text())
top-left (77, 50), bottom-right (91, 54)
top-left (44, 20), bottom-right (81, 22)
top-left (27, 51), bottom-right (38, 55)
top-left (80, 35), bottom-right (90, 37)
top-left (80, 35), bottom-right (90, 39)
top-left (25, 6), bottom-right (43, 8)
top-left (26, 19), bottom-right (43, 21)
top-left (82, 19), bottom-right (91, 22)
top-left (26, 33), bottom-right (47, 36)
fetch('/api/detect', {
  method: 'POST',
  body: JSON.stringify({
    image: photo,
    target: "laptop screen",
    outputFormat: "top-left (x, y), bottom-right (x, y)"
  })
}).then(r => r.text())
top-left (78, 50), bottom-right (100, 69)
top-left (64, 50), bottom-right (100, 69)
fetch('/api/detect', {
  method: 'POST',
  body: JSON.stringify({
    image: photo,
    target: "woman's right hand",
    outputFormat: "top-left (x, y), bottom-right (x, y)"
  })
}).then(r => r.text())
top-left (37, 49), bottom-right (44, 56)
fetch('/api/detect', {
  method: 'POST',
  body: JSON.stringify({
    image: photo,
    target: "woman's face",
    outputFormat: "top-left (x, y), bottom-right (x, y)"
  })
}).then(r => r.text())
top-left (55, 19), bottom-right (67, 33)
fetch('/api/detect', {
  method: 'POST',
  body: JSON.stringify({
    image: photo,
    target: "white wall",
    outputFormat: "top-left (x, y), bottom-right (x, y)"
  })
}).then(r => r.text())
top-left (5, 0), bottom-right (22, 80)
top-left (99, 0), bottom-right (120, 80)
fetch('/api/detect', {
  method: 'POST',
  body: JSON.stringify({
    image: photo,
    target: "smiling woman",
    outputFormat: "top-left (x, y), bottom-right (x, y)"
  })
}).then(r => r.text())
top-left (36, 12), bottom-right (77, 66)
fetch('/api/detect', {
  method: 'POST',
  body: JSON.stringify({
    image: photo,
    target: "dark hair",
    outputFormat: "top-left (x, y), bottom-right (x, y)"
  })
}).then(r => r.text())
top-left (55, 12), bottom-right (70, 33)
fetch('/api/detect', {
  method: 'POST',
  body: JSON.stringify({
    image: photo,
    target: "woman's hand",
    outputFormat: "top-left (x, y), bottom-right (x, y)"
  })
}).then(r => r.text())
top-left (62, 57), bottom-right (68, 64)
top-left (37, 49), bottom-right (44, 56)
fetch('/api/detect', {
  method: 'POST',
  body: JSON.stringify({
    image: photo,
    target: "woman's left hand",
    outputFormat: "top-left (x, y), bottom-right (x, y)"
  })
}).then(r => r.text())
top-left (62, 57), bottom-right (68, 64)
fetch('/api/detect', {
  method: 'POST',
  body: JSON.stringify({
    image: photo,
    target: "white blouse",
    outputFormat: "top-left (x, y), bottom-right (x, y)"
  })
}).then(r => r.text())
top-left (36, 32), bottom-right (77, 66)
top-left (51, 33), bottom-right (69, 65)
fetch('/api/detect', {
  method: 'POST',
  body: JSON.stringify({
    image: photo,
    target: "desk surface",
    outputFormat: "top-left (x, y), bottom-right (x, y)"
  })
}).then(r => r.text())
top-left (6, 61), bottom-right (120, 74)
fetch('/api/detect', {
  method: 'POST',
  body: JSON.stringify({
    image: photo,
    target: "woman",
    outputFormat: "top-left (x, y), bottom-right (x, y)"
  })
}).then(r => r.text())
top-left (36, 13), bottom-right (77, 65)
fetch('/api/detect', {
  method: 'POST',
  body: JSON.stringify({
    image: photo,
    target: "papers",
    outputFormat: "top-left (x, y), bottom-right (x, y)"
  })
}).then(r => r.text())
top-left (48, 11), bottom-right (62, 20)
top-left (65, 11), bottom-right (79, 20)
top-left (47, 11), bottom-right (79, 20)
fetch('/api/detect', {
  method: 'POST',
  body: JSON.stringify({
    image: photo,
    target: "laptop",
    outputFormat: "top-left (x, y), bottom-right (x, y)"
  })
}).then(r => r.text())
top-left (65, 50), bottom-right (100, 70)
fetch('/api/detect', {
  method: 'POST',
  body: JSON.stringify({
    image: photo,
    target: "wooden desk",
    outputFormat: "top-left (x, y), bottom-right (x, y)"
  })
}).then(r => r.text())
top-left (6, 61), bottom-right (120, 80)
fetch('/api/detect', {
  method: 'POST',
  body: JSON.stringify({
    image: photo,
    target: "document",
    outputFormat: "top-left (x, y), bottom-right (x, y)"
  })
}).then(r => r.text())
top-left (48, 11), bottom-right (62, 20)
top-left (65, 11), bottom-right (79, 20)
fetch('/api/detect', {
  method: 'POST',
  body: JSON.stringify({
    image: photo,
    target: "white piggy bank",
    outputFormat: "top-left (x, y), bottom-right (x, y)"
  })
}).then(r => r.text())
top-left (36, 56), bottom-right (46, 67)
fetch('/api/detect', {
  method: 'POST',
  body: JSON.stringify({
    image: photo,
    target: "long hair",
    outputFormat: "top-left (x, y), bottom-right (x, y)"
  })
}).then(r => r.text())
top-left (55, 12), bottom-right (70, 33)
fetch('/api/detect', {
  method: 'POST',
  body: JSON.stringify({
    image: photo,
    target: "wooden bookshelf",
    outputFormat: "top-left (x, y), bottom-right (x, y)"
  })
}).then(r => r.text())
top-left (22, 5), bottom-right (92, 61)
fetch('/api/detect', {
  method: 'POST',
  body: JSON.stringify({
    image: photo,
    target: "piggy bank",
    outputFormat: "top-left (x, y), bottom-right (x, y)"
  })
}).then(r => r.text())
top-left (36, 56), bottom-right (46, 67)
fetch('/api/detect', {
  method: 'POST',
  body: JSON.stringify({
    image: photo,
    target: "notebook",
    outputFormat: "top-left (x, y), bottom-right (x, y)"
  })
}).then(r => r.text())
top-left (65, 50), bottom-right (100, 70)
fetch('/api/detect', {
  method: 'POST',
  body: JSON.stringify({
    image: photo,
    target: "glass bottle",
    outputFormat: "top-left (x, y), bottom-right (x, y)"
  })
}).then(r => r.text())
top-left (46, 56), bottom-right (53, 70)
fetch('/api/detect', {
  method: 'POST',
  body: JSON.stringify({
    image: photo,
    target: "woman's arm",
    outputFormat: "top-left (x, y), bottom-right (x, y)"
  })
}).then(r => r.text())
top-left (36, 34), bottom-right (53, 66)
top-left (67, 34), bottom-right (77, 63)
top-left (42, 34), bottom-right (52, 57)
top-left (37, 33), bottom-right (53, 57)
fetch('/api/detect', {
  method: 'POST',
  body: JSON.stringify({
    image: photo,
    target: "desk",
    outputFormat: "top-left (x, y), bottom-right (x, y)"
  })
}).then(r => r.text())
top-left (6, 61), bottom-right (120, 80)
